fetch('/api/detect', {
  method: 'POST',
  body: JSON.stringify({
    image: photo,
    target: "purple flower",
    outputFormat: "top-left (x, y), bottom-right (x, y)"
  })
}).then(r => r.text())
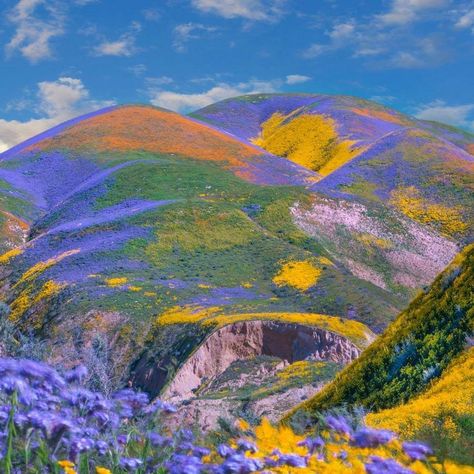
top-left (365, 456), bottom-right (414, 474)
top-left (278, 453), bottom-right (308, 467)
top-left (220, 453), bottom-right (264, 473)
top-left (64, 365), bottom-right (88, 384)
top-left (325, 415), bottom-right (353, 435)
top-left (218, 444), bottom-right (235, 458)
top-left (95, 439), bottom-right (109, 455)
top-left (402, 441), bottom-right (433, 461)
top-left (298, 436), bottom-right (324, 453)
top-left (236, 439), bottom-right (257, 453)
top-left (165, 454), bottom-right (203, 474)
top-left (119, 457), bottom-right (143, 471)
top-left (148, 432), bottom-right (172, 447)
top-left (193, 446), bottom-right (211, 458)
top-left (352, 427), bottom-right (394, 448)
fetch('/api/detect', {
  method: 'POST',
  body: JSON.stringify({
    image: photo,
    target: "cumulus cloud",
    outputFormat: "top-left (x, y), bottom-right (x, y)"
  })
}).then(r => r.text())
top-left (149, 79), bottom-right (279, 112)
top-left (285, 74), bottom-right (311, 85)
top-left (377, 0), bottom-right (448, 25)
top-left (92, 22), bottom-right (140, 57)
top-left (5, 0), bottom-right (66, 63)
top-left (0, 77), bottom-right (114, 152)
top-left (191, 0), bottom-right (286, 22)
top-left (173, 23), bottom-right (218, 52)
top-left (415, 100), bottom-right (474, 130)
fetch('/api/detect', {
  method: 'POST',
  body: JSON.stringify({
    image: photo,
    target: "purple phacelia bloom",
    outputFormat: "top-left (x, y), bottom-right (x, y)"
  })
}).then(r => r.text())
top-left (236, 439), bottom-right (258, 453)
top-left (148, 432), bottom-right (172, 447)
top-left (193, 446), bottom-right (211, 458)
top-left (352, 427), bottom-right (394, 448)
top-left (402, 441), bottom-right (433, 461)
top-left (165, 454), bottom-right (204, 474)
top-left (220, 453), bottom-right (264, 473)
top-left (278, 453), bottom-right (308, 467)
top-left (298, 436), bottom-right (324, 453)
top-left (95, 439), bottom-right (109, 455)
top-left (325, 415), bottom-right (353, 435)
top-left (218, 444), bottom-right (235, 458)
top-left (119, 456), bottom-right (143, 471)
top-left (365, 456), bottom-right (414, 474)
top-left (64, 365), bottom-right (88, 384)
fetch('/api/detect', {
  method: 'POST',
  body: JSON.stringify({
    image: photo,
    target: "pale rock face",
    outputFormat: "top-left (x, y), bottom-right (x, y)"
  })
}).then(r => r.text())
top-left (291, 197), bottom-right (458, 293)
top-left (158, 320), bottom-right (361, 430)
top-left (163, 320), bottom-right (361, 403)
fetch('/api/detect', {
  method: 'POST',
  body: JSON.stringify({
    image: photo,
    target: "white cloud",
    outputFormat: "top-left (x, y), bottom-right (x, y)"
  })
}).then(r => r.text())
top-left (455, 9), bottom-right (474, 31)
top-left (285, 74), bottom-right (311, 85)
top-left (415, 100), bottom-right (474, 129)
top-left (149, 79), bottom-right (279, 112)
top-left (328, 22), bottom-right (355, 41)
top-left (5, 0), bottom-right (65, 63)
top-left (173, 23), bottom-right (218, 52)
top-left (302, 12), bottom-right (451, 69)
top-left (302, 43), bottom-right (328, 59)
top-left (92, 23), bottom-right (140, 57)
top-left (0, 77), bottom-right (114, 152)
top-left (191, 0), bottom-right (286, 21)
top-left (377, 0), bottom-right (448, 25)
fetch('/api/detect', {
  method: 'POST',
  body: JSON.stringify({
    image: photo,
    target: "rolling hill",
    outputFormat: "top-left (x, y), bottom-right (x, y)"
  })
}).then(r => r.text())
top-left (0, 95), bottom-right (472, 421)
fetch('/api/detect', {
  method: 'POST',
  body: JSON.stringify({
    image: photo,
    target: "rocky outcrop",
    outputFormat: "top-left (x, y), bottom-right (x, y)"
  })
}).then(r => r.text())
top-left (162, 320), bottom-right (360, 402)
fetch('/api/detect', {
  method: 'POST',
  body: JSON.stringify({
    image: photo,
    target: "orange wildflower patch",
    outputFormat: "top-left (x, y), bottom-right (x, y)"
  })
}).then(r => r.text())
top-left (350, 107), bottom-right (408, 125)
top-left (466, 143), bottom-right (474, 156)
top-left (30, 106), bottom-right (262, 168)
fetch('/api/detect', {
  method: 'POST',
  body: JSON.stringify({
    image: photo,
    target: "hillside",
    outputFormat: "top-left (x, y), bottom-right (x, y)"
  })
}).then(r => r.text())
top-left (286, 245), bottom-right (474, 426)
top-left (0, 95), bottom-right (472, 420)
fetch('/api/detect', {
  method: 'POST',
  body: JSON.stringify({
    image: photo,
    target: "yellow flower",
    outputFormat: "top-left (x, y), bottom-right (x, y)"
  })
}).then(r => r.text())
top-left (273, 259), bottom-right (322, 291)
top-left (96, 467), bottom-right (112, 474)
top-left (105, 277), bottom-right (128, 287)
top-left (58, 460), bottom-right (75, 468)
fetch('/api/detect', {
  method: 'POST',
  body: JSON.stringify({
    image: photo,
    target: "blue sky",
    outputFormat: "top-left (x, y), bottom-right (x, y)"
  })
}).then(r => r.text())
top-left (0, 0), bottom-right (473, 151)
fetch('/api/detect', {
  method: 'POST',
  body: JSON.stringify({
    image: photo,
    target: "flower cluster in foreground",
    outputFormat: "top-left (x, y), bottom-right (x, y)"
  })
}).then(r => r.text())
top-left (0, 358), bottom-right (472, 473)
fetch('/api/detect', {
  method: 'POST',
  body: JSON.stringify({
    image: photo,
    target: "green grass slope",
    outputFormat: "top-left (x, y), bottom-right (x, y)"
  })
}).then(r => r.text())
top-left (287, 243), bottom-right (474, 418)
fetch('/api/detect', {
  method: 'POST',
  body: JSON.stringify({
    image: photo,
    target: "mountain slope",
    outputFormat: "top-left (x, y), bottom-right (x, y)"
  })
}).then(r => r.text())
top-left (0, 96), bottom-right (472, 416)
top-left (193, 94), bottom-right (474, 299)
top-left (367, 347), bottom-right (474, 464)
top-left (287, 243), bottom-right (473, 416)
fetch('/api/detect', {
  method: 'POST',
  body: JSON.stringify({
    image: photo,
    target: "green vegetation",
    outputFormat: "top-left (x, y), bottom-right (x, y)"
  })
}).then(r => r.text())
top-left (289, 244), bottom-right (474, 417)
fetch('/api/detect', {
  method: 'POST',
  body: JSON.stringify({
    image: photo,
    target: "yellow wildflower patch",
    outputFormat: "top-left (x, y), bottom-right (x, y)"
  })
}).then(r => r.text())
top-left (244, 418), bottom-right (471, 474)
top-left (0, 248), bottom-right (23, 265)
top-left (156, 306), bottom-right (374, 348)
top-left (15, 249), bottom-right (80, 287)
top-left (9, 280), bottom-right (66, 324)
top-left (367, 348), bottom-right (474, 442)
top-left (273, 259), bottom-right (322, 291)
top-left (105, 277), bottom-right (128, 287)
top-left (252, 112), bottom-right (361, 175)
top-left (390, 186), bottom-right (467, 236)
top-left (9, 290), bottom-right (31, 323)
top-left (128, 285), bottom-right (142, 292)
